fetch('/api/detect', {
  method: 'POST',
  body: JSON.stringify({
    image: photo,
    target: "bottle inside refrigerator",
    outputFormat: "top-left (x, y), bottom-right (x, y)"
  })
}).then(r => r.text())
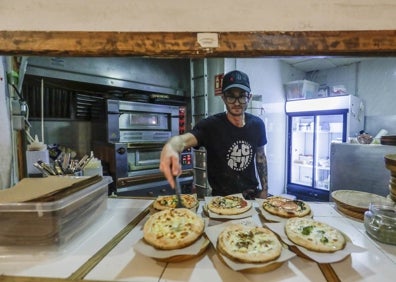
top-left (285, 95), bottom-right (364, 201)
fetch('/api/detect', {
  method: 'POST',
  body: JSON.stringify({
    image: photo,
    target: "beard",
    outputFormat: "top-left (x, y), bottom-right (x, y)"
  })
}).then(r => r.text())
top-left (225, 103), bottom-right (246, 116)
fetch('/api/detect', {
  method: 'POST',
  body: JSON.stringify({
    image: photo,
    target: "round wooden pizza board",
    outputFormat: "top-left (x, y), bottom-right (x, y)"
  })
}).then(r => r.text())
top-left (288, 245), bottom-right (351, 264)
top-left (335, 205), bottom-right (364, 221)
top-left (216, 250), bottom-right (285, 273)
top-left (240, 261), bottom-right (284, 273)
top-left (155, 236), bottom-right (210, 263)
top-left (287, 230), bottom-right (351, 262)
top-left (331, 190), bottom-right (389, 213)
top-left (259, 208), bottom-right (314, 222)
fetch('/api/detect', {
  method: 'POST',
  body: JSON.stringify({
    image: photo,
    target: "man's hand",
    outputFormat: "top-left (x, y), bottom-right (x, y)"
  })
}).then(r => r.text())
top-left (159, 133), bottom-right (198, 189)
top-left (256, 189), bottom-right (268, 199)
top-left (159, 142), bottom-right (181, 189)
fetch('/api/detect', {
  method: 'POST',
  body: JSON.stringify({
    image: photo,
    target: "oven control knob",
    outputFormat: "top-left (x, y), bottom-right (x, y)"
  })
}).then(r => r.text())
top-left (117, 147), bottom-right (126, 154)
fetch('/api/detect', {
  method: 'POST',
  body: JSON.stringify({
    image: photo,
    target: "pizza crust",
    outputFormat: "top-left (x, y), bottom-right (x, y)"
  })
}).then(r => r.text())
top-left (217, 224), bottom-right (282, 263)
top-left (208, 195), bottom-right (252, 215)
top-left (153, 194), bottom-right (198, 211)
top-left (285, 217), bottom-right (346, 252)
top-left (262, 196), bottom-right (311, 218)
top-left (143, 208), bottom-right (205, 250)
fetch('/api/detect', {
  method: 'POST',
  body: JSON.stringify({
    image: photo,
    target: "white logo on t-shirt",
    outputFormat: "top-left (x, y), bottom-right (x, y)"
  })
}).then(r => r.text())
top-left (226, 140), bottom-right (253, 171)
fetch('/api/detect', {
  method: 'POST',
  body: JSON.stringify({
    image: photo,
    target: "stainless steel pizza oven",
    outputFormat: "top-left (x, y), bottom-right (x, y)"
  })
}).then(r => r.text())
top-left (92, 99), bottom-right (193, 196)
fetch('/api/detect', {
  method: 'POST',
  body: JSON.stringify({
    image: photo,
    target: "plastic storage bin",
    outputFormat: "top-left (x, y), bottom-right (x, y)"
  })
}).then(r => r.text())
top-left (0, 176), bottom-right (112, 246)
top-left (284, 80), bottom-right (319, 100)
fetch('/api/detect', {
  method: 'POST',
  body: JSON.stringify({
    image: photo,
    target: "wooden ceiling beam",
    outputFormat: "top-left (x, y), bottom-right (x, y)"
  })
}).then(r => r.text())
top-left (1, 30), bottom-right (396, 57)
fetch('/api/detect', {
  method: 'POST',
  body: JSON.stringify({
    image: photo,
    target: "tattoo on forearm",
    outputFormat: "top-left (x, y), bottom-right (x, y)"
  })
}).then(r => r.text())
top-left (256, 147), bottom-right (268, 190)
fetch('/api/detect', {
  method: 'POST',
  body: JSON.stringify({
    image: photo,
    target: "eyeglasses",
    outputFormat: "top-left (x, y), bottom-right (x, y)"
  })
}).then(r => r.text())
top-left (224, 94), bottom-right (250, 104)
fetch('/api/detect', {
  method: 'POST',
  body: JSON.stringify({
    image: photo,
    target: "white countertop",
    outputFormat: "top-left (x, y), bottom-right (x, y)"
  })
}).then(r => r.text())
top-left (1, 199), bottom-right (395, 282)
top-left (0, 198), bottom-right (152, 279)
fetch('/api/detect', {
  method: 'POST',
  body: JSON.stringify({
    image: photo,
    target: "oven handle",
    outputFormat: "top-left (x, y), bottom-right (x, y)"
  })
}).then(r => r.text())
top-left (126, 143), bottom-right (165, 149)
top-left (118, 169), bottom-right (194, 188)
top-left (118, 176), bottom-right (194, 193)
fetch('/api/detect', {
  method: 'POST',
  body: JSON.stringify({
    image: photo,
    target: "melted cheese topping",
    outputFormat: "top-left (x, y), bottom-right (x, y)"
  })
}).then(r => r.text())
top-left (158, 196), bottom-right (178, 208)
top-left (264, 196), bottom-right (309, 215)
top-left (286, 218), bottom-right (345, 251)
top-left (144, 208), bottom-right (205, 250)
top-left (155, 195), bottom-right (197, 209)
top-left (222, 226), bottom-right (279, 254)
top-left (150, 209), bottom-right (200, 240)
top-left (211, 196), bottom-right (247, 209)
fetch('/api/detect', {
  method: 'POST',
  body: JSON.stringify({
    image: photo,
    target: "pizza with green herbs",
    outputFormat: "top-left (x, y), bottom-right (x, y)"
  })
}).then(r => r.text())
top-left (285, 217), bottom-right (346, 252)
top-left (207, 195), bottom-right (252, 215)
top-left (153, 194), bottom-right (198, 211)
top-left (217, 223), bottom-right (282, 263)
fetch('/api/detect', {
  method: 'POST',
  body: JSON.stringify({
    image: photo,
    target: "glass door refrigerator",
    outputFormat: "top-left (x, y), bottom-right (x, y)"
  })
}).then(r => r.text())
top-left (285, 95), bottom-right (364, 201)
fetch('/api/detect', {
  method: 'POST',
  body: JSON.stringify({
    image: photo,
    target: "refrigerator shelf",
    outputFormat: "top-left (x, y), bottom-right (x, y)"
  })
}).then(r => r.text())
top-left (293, 163), bottom-right (330, 170)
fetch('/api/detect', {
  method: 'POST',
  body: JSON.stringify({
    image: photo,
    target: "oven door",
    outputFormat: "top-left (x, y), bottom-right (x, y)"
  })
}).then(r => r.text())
top-left (117, 170), bottom-right (194, 197)
top-left (117, 100), bottom-right (180, 143)
top-left (127, 144), bottom-right (163, 176)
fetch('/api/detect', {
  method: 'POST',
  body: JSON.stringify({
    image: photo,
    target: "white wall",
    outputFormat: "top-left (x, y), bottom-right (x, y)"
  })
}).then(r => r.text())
top-left (228, 58), bottom-right (304, 195)
top-left (309, 58), bottom-right (396, 135)
top-left (1, 0), bottom-right (395, 31)
top-left (358, 59), bottom-right (396, 116)
top-left (308, 59), bottom-right (396, 117)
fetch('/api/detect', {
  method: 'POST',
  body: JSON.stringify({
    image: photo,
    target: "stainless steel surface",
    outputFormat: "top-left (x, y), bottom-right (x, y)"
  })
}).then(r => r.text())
top-left (330, 143), bottom-right (395, 197)
top-left (92, 100), bottom-right (194, 195)
top-left (92, 99), bottom-right (180, 144)
top-left (116, 172), bottom-right (194, 197)
top-left (25, 57), bottom-right (189, 96)
top-left (118, 100), bottom-right (179, 143)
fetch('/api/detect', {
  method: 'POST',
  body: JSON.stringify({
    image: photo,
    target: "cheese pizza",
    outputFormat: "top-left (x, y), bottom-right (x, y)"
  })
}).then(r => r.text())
top-left (285, 217), bottom-right (346, 252)
top-left (143, 208), bottom-right (205, 250)
top-left (208, 195), bottom-right (252, 215)
top-left (153, 194), bottom-right (198, 211)
top-left (262, 196), bottom-right (311, 218)
top-left (217, 224), bottom-right (282, 263)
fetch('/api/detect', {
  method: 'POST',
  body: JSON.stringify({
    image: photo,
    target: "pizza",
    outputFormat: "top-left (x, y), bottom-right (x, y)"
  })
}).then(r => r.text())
top-left (217, 223), bottom-right (282, 263)
top-left (285, 217), bottom-right (346, 252)
top-left (262, 196), bottom-right (311, 218)
top-left (153, 194), bottom-right (198, 211)
top-left (143, 208), bottom-right (205, 250)
top-left (207, 195), bottom-right (252, 215)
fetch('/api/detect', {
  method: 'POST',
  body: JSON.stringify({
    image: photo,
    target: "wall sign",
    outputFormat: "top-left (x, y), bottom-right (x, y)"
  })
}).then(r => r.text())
top-left (214, 73), bottom-right (224, 96)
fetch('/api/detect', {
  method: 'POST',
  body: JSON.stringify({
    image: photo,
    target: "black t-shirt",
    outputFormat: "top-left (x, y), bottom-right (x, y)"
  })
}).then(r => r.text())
top-left (190, 112), bottom-right (267, 196)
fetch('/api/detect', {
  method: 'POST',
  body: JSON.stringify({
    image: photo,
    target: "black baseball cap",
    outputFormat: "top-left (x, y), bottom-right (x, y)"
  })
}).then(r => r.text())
top-left (222, 70), bottom-right (251, 93)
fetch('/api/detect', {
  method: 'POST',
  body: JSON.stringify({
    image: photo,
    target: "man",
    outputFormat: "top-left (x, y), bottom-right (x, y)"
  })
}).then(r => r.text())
top-left (159, 70), bottom-right (268, 199)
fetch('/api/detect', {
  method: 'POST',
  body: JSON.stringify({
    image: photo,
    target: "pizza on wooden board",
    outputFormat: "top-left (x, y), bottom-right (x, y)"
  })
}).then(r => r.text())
top-left (262, 196), bottom-right (311, 218)
top-left (143, 208), bottom-right (205, 250)
top-left (285, 217), bottom-right (346, 252)
top-left (153, 194), bottom-right (198, 211)
top-left (217, 223), bottom-right (283, 263)
top-left (207, 195), bottom-right (252, 215)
